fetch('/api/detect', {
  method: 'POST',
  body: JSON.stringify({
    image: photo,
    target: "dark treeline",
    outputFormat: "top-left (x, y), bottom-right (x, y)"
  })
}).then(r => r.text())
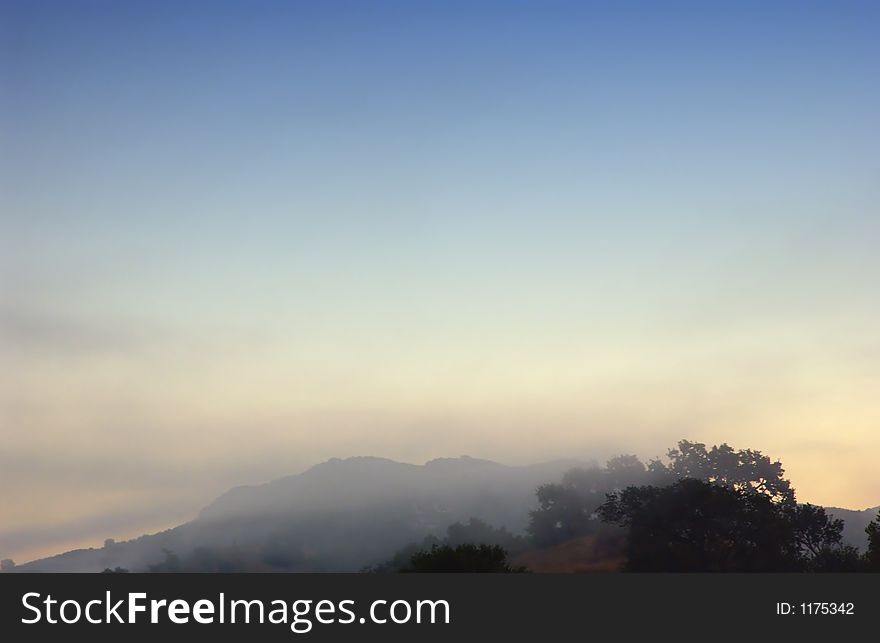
top-left (374, 441), bottom-right (880, 573)
top-left (79, 440), bottom-right (880, 574)
top-left (363, 519), bottom-right (528, 573)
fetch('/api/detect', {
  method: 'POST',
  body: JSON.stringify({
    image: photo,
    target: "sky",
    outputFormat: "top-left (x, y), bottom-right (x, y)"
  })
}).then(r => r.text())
top-left (2, 0), bottom-right (879, 564)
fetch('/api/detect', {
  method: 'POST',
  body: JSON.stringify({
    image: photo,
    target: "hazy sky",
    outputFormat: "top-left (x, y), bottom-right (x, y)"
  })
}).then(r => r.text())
top-left (2, 0), bottom-right (879, 563)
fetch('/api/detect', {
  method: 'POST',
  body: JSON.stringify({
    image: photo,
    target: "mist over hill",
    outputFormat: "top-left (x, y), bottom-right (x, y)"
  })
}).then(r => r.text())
top-left (13, 456), bottom-right (587, 573)
top-left (9, 453), bottom-right (877, 573)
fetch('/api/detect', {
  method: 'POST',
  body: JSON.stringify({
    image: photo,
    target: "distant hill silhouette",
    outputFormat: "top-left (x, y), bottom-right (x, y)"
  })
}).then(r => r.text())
top-left (827, 506), bottom-right (880, 550)
top-left (10, 454), bottom-right (877, 573)
top-left (13, 456), bottom-right (586, 573)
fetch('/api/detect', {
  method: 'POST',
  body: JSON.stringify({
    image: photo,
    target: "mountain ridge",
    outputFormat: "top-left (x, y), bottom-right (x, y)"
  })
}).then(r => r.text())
top-left (12, 455), bottom-right (589, 572)
top-left (8, 455), bottom-right (876, 573)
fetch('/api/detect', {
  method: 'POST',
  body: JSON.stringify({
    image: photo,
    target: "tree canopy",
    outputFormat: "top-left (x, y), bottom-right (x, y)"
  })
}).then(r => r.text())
top-left (405, 544), bottom-right (526, 573)
top-left (656, 440), bottom-right (794, 504)
top-left (528, 440), bottom-right (795, 548)
top-left (866, 510), bottom-right (880, 572)
top-left (597, 479), bottom-right (848, 572)
top-left (530, 440), bottom-right (876, 572)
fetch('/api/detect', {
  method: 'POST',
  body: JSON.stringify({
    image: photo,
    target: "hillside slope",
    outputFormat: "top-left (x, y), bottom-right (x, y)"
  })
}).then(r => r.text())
top-left (15, 456), bottom-right (584, 572)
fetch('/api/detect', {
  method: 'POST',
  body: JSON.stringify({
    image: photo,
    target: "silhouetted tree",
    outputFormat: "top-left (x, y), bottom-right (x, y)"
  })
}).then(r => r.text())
top-left (362, 536), bottom-right (442, 573)
top-left (598, 478), bottom-right (847, 572)
top-left (654, 440), bottom-right (795, 504)
top-left (786, 504), bottom-right (844, 559)
top-left (528, 455), bottom-right (652, 546)
top-left (866, 511), bottom-right (880, 572)
top-left (605, 455), bottom-right (649, 488)
top-left (598, 479), bottom-right (798, 571)
top-left (101, 567), bottom-right (130, 573)
top-left (529, 441), bottom-right (795, 548)
top-left (0, 559), bottom-right (14, 572)
top-left (809, 546), bottom-right (865, 573)
top-left (405, 544), bottom-right (526, 573)
top-left (366, 518), bottom-right (526, 573)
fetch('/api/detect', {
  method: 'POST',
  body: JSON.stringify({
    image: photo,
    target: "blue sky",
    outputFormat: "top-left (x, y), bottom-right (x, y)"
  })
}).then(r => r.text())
top-left (2, 1), bottom-right (879, 562)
